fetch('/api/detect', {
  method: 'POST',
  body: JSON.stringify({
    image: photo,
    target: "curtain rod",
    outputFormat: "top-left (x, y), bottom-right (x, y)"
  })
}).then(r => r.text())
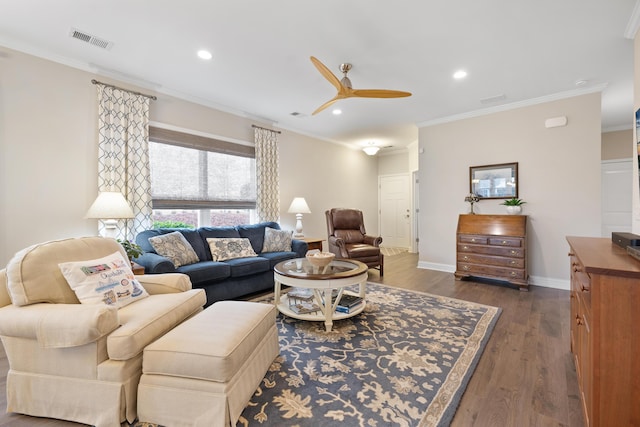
top-left (251, 124), bottom-right (281, 134)
top-left (91, 79), bottom-right (157, 100)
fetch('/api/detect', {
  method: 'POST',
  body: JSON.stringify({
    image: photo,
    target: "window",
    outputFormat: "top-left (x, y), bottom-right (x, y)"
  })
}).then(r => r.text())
top-left (148, 127), bottom-right (256, 228)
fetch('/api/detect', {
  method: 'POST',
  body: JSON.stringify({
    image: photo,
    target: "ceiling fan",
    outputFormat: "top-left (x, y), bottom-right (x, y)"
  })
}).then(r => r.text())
top-left (310, 56), bottom-right (412, 115)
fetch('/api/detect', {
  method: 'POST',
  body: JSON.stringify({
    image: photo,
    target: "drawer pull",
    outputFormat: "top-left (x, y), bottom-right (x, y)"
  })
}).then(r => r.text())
top-left (463, 246), bottom-right (469, 250)
top-left (510, 250), bottom-right (519, 255)
top-left (463, 256), bottom-right (469, 261)
top-left (581, 285), bottom-right (589, 292)
top-left (463, 265), bottom-right (470, 270)
top-left (510, 260), bottom-right (517, 265)
top-left (510, 271), bottom-right (517, 277)
top-left (502, 240), bottom-right (508, 245)
top-left (576, 316), bottom-right (582, 326)
top-left (471, 238), bottom-right (476, 242)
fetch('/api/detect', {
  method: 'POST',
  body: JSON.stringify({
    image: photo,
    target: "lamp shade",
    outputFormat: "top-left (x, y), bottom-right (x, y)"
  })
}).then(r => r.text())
top-left (287, 197), bottom-right (311, 214)
top-left (85, 191), bottom-right (135, 219)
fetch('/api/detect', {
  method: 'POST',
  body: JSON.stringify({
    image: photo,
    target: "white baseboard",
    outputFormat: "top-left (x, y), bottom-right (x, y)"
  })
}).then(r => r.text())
top-left (416, 262), bottom-right (570, 291)
top-left (417, 261), bottom-right (455, 273)
top-left (528, 275), bottom-right (570, 290)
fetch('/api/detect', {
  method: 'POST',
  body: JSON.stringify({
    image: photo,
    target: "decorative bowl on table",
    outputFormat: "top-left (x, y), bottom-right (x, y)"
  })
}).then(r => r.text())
top-left (306, 251), bottom-right (335, 268)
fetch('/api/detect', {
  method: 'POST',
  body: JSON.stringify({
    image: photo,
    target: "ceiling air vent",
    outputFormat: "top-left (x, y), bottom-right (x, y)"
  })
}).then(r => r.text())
top-left (480, 94), bottom-right (506, 105)
top-left (69, 28), bottom-right (113, 50)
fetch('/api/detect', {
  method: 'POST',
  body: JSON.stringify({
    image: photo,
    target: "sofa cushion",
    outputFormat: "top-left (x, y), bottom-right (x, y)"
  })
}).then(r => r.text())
top-left (206, 238), bottom-right (257, 261)
top-left (58, 251), bottom-right (149, 308)
top-left (237, 222), bottom-right (280, 254)
top-left (107, 288), bottom-right (206, 361)
top-left (197, 227), bottom-right (241, 261)
top-left (6, 237), bottom-right (128, 307)
top-left (137, 229), bottom-right (209, 261)
top-left (176, 261), bottom-right (231, 285)
top-left (225, 257), bottom-right (270, 278)
top-left (262, 227), bottom-right (292, 253)
top-left (149, 231), bottom-right (200, 268)
top-left (259, 251), bottom-right (299, 269)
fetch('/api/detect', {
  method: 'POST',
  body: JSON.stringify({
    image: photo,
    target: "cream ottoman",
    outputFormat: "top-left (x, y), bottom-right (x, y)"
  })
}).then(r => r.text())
top-left (137, 301), bottom-right (279, 427)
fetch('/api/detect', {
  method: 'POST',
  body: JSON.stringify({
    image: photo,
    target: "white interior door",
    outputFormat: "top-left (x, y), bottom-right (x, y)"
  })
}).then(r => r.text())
top-left (602, 159), bottom-right (632, 237)
top-left (379, 174), bottom-right (411, 248)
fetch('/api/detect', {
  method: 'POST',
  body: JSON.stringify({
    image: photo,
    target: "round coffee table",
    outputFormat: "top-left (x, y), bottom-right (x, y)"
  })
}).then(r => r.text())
top-left (273, 258), bottom-right (368, 332)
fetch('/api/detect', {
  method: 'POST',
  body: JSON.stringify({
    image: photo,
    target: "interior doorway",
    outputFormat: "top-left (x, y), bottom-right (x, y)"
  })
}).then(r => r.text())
top-left (602, 158), bottom-right (632, 236)
top-left (379, 173), bottom-right (411, 249)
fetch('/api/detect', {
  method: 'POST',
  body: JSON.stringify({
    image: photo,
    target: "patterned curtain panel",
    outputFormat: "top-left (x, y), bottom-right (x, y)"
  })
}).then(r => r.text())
top-left (96, 84), bottom-right (152, 240)
top-left (254, 127), bottom-right (280, 222)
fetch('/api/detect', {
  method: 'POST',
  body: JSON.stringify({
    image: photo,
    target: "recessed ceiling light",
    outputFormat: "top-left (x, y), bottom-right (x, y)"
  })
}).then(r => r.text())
top-left (453, 70), bottom-right (467, 80)
top-left (197, 50), bottom-right (212, 60)
top-left (332, 109), bottom-right (342, 115)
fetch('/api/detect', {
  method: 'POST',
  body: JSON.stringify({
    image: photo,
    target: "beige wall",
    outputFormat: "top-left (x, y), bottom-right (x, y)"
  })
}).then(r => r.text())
top-left (602, 129), bottom-right (633, 160)
top-left (378, 152), bottom-right (409, 176)
top-left (0, 47), bottom-right (378, 264)
top-left (278, 133), bottom-right (378, 249)
top-left (418, 93), bottom-right (602, 289)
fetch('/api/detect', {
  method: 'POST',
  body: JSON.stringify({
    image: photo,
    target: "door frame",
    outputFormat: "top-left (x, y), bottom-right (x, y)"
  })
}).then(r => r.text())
top-left (377, 172), bottom-right (414, 250)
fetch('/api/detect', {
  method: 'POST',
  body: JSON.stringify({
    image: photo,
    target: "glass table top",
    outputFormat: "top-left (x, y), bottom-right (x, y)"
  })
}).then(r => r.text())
top-left (274, 258), bottom-right (368, 279)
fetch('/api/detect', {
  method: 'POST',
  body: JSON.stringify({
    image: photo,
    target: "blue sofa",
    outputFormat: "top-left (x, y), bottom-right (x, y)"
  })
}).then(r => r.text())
top-left (134, 222), bottom-right (307, 305)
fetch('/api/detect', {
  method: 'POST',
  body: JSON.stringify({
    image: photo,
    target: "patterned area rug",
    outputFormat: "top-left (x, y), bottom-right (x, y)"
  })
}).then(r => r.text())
top-left (134, 284), bottom-right (500, 427)
top-left (239, 283), bottom-right (500, 426)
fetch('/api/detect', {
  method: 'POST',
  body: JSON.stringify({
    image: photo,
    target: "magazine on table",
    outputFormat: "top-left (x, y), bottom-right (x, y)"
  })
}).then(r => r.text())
top-left (287, 287), bottom-right (315, 302)
top-left (289, 301), bottom-right (321, 314)
top-left (335, 300), bottom-right (364, 313)
top-left (322, 292), bottom-right (363, 307)
top-left (336, 293), bottom-right (363, 308)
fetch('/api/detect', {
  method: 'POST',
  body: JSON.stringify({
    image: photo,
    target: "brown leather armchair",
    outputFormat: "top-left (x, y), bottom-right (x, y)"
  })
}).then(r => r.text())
top-left (325, 208), bottom-right (383, 275)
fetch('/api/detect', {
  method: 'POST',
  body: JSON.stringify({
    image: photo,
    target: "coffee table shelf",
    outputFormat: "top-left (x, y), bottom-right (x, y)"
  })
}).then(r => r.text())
top-left (277, 290), bottom-right (366, 322)
top-left (273, 258), bottom-right (368, 332)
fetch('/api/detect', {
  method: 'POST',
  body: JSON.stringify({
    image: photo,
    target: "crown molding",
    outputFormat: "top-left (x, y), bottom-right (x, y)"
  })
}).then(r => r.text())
top-left (625, 0), bottom-right (640, 39)
top-left (602, 124), bottom-right (633, 133)
top-left (417, 83), bottom-right (608, 128)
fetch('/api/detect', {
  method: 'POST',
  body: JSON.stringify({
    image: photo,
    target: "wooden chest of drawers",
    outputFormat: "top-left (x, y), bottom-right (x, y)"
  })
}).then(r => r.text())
top-left (454, 214), bottom-right (528, 290)
top-left (567, 236), bottom-right (640, 426)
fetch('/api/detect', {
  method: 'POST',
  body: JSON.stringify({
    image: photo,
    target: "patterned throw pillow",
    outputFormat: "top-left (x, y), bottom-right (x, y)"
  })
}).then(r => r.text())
top-left (207, 238), bottom-right (258, 261)
top-left (149, 231), bottom-right (200, 268)
top-left (58, 251), bottom-right (149, 308)
top-left (262, 227), bottom-right (293, 253)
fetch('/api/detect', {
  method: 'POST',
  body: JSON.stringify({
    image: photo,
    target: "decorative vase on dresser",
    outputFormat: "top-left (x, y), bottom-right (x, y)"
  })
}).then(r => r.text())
top-left (566, 236), bottom-right (640, 427)
top-left (454, 214), bottom-right (528, 291)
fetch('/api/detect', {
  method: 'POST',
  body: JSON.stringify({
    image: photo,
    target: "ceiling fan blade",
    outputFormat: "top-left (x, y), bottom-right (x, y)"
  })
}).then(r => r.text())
top-left (310, 56), bottom-right (343, 92)
top-left (352, 89), bottom-right (412, 98)
top-left (312, 97), bottom-right (341, 115)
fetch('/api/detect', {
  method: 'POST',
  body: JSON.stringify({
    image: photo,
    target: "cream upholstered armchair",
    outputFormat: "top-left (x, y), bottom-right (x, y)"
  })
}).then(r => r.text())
top-left (0, 236), bottom-right (206, 427)
top-left (326, 208), bottom-right (384, 275)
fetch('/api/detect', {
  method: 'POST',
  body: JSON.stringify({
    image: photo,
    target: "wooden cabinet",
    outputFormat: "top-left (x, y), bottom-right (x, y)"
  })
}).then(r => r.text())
top-left (131, 262), bottom-right (145, 275)
top-left (299, 237), bottom-right (323, 252)
top-left (567, 236), bottom-right (640, 427)
top-left (454, 214), bottom-right (528, 290)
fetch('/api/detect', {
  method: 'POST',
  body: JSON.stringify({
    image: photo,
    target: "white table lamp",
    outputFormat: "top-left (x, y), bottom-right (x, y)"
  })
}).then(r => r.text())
top-left (288, 197), bottom-right (311, 238)
top-left (85, 191), bottom-right (135, 239)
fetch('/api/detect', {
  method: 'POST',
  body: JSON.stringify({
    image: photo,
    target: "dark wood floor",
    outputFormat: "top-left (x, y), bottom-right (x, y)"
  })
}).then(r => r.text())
top-left (0, 252), bottom-right (583, 426)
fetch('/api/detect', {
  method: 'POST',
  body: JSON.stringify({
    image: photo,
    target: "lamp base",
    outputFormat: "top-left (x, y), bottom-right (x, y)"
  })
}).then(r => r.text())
top-left (294, 214), bottom-right (304, 238)
top-left (102, 219), bottom-right (118, 239)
